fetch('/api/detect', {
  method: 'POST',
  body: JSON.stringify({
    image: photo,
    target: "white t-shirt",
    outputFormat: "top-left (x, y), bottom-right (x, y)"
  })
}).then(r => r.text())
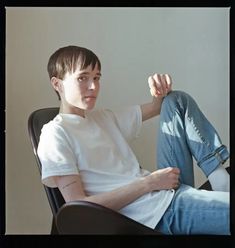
top-left (37, 105), bottom-right (174, 229)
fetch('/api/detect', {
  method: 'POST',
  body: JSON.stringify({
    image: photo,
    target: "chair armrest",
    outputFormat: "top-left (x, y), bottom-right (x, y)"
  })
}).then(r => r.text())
top-left (56, 200), bottom-right (161, 235)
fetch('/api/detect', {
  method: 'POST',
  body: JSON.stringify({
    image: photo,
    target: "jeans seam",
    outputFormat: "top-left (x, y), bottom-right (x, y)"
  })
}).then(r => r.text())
top-left (186, 116), bottom-right (212, 150)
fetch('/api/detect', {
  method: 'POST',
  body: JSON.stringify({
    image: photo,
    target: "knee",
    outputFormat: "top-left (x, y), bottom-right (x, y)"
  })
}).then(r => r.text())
top-left (161, 90), bottom-right (195, 115)
top-left (166, 90), bottom-right (189, 101)
top-left (163, 90), bottom-right (193, 107)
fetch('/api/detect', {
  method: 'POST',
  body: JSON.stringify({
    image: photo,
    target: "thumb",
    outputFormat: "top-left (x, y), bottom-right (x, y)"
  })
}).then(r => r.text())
top-left (172, 167), bottom-right (180, 174)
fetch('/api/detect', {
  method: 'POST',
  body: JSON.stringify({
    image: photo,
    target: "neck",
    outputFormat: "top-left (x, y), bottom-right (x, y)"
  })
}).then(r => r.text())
top-left (59, 102), bottom-right (85, 118)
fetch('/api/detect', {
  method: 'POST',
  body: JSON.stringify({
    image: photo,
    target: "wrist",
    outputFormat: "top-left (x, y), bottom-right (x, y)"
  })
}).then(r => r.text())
top-left (153, 94), bottom-right (164, 101)
top-left (151, 96), bottom-right (163, 115)
top-left (140, 175), bottom-right (152, 193)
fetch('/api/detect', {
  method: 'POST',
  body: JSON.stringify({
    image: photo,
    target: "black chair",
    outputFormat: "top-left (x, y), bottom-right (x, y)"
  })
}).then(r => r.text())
top-left (28, 108), bottom-right (228, 235)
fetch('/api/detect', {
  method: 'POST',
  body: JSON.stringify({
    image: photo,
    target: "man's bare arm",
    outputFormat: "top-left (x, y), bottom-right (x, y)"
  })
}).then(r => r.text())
top-left (54, 167), bottom-right (180, 211)
top-left (141, 73), bottom-right (172, 122)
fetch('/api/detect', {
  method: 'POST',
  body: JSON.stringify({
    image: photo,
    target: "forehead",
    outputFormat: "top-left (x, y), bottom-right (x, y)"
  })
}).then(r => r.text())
top-left (74, 63), bottom-right (101, 74)
top-left (63, 64), bottom-right (101, 79)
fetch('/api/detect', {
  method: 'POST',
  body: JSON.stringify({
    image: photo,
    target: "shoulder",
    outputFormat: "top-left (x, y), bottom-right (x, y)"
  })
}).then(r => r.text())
top-left (39, 115), bottom-right (69, 143)
top-left (38, 115), bottom-right (74, 155)
top-left (41, 115), bottom-right (63, 133)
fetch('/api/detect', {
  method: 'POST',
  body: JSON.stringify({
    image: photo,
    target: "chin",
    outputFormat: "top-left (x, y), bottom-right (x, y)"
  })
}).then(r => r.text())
top-left (85, 103), bottom-right (96, 110)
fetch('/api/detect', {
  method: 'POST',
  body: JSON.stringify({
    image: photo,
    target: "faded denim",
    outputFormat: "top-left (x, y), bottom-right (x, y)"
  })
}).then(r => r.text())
top-left (155, 91), bottom-right (230, 235)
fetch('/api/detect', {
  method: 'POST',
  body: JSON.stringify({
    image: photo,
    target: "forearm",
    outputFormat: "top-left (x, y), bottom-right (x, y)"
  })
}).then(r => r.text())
top-left (55, 174), bottom-right (150, 211)
top-left (84, 166), bottom-right (180, 210)
top-left (141, 96), bottom-right (164, 121)
top-left (83, 177), bottom-right (149, 211)
top-left (142, 73), bottom-right (172, 121)
top-left (55, 167), bottom-right (179, 211)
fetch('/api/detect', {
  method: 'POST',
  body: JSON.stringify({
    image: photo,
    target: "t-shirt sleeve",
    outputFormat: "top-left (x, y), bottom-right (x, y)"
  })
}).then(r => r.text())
top-left (37, 123), bottom-right (79, 188)
top-left (111, 105), bottom-right (142, 142)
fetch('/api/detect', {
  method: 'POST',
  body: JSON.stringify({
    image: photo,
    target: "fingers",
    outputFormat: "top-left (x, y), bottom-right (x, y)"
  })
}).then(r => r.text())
top-left (165, 167), bottom-right (181, 189)
top-left (148, 73), bottom-right (172, 97)
top-left (160, 74), bottom-right (168, 96)
top-left (171, 167), bottom-right (180, 175)
top-left (165, 74), bottom-right (173, 92)
top-left (148, 76), bottom-right (158, 97)
top-left (154, 74), bottom-right (169, 96)
top-left (164, 166), bottom-right (180, 174)
top-left (173, 181), bottom-right (180, 189)
top-left (171, 168), bottom-right (180, 189)
top-left (150, 167), bottom-right (181, 191)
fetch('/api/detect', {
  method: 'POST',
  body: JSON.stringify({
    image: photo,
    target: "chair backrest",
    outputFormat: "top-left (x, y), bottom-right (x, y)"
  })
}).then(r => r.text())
top-left (28, 108), bottom-right (65, 217)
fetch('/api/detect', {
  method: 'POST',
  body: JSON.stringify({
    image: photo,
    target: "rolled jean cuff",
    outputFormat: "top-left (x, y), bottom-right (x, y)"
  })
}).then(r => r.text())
top-left (198, 145), bottom-right (230, 177)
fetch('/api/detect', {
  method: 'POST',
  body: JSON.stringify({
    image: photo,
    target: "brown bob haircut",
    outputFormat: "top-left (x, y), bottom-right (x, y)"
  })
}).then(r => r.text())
top-left (47, 45), bottom-right (101, 100)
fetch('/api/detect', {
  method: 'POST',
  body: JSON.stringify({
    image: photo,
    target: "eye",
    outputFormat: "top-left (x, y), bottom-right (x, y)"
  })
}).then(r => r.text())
top-left (94, 76), bottom-right (101, 82)
top-left (77, 76), bottom-right (88, 82)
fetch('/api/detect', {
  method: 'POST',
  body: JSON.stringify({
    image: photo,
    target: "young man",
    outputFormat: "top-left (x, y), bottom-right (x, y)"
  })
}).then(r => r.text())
top-left (38, 45), bottom-right (230, 235)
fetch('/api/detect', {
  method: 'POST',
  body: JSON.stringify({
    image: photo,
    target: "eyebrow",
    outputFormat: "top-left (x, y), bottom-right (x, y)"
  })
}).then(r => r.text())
top-left (77, 72), bottom-right (102, 76)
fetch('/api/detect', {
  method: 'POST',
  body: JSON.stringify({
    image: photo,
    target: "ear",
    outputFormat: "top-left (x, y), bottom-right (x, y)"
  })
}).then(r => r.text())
top-left (51, 77), bottom-right (63, 93)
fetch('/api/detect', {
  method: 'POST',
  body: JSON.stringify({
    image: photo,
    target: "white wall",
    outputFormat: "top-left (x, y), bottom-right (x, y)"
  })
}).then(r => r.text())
top-left (6, 7), bottom-right (230, 234)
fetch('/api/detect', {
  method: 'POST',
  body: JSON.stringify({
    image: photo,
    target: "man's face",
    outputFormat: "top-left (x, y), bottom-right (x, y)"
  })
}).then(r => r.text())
top-left (60, 63), bottom-right (101, 113)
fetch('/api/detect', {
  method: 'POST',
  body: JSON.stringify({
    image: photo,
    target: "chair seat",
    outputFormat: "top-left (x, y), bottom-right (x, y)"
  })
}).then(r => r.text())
top-left (56, 200), bottom-right (161, 235)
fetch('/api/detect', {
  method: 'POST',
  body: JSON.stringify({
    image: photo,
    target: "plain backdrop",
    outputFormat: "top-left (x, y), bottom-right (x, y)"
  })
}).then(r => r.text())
top-left (6, 7), bottom-right (229, 234)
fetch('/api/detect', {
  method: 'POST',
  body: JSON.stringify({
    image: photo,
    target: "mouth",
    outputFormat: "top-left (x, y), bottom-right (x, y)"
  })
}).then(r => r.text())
top-left (84, 96), bottom-right (96, 101)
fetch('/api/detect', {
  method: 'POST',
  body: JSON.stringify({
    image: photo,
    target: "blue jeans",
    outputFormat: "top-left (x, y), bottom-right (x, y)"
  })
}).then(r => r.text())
top-left (154, 91), bottom-right (230, 235)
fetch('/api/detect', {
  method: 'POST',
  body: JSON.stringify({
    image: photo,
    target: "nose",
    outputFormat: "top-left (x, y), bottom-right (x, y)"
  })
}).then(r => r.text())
top-left (88, 80), bottom-right (96, 90)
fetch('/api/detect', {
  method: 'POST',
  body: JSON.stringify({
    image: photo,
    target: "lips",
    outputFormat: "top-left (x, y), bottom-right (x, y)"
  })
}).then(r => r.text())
top-left (84, 96), bottom-right (96, 100)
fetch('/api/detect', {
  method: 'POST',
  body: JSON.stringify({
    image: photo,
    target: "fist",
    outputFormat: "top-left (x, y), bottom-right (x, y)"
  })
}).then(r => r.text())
top-left (148, 73), bottom-right (172, 97)
top-left (146, 167), bottom-right (180, 191)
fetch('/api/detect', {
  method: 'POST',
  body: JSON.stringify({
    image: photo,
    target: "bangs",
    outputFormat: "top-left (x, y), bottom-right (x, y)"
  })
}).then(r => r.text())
top-left (50, 46), bottom-right (101, 79)
top-left (77, 51), bottom-right (101, 71)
